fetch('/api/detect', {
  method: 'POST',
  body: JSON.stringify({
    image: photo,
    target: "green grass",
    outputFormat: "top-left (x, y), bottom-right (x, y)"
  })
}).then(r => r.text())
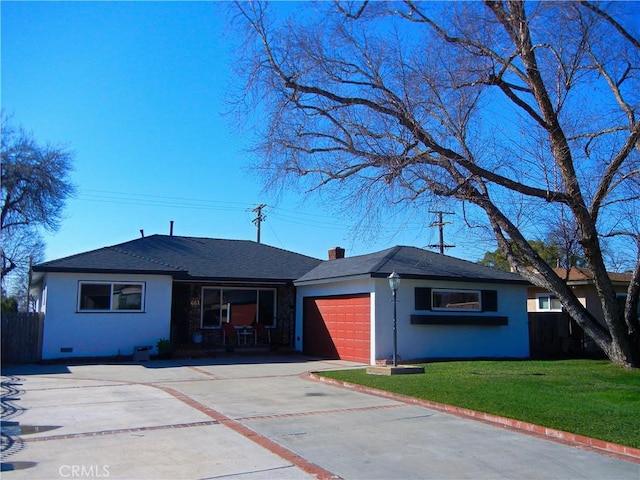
top-left (319, 360), bottom-right (640, 448)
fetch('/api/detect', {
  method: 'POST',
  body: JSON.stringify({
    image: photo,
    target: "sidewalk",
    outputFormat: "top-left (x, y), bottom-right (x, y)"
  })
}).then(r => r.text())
top-left (2, 356), bottom-right (639, 479)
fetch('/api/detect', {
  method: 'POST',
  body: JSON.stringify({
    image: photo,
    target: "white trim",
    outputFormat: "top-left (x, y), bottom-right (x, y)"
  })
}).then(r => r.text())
top-left (77, 281), bottom-right (146, 312)
top-left (536, 293), bottom-right (562, 312)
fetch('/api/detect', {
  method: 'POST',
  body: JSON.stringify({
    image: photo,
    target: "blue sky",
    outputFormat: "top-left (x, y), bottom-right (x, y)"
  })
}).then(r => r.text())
top-left (2, 1), bottom-right (488, 262)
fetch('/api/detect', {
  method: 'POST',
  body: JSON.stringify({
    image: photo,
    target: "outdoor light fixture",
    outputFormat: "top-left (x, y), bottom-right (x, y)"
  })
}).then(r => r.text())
top-left (388, 271), bottom-right (401, 366)
top-left (388, 271), bottom-right (401, 292)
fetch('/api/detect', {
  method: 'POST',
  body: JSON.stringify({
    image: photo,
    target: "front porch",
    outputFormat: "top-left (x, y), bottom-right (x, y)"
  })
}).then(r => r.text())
top-left (171, 341), bottom-right (296, 359)
top-left (170, 282), bottom-right (298, 354)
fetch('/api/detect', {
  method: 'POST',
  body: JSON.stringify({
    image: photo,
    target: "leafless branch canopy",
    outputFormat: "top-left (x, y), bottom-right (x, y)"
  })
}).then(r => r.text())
top-left (232, 1), bottom-right (640, 366)
top-left (1, 114), bottom-right (75, 280)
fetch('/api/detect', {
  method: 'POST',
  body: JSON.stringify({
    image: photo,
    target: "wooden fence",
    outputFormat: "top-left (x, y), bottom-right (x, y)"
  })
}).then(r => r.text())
top-left (528, 312), bottom-right (589, 359)
top-left (1, 312), bottom-right (44, 364)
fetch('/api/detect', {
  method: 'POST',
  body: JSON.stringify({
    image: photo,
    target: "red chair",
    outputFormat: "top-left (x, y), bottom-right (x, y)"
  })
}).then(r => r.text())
top-left (254, 323), bottom-right (271, 345)
top-left (222, 323), bottom-right (236, 346)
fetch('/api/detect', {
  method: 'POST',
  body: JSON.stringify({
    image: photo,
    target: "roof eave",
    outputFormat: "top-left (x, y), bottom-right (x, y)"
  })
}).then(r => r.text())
top-left (32, 267), bottom-right (181, 276)
top-left (295, 273), bottom-right (373, 286)
top-left (176, 276), bottom-right (293, 285)
top-left (370, 272), bottom-right (530, 285)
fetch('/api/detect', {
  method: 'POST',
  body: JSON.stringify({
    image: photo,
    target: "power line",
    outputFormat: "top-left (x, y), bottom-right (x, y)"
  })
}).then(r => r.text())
top-left (77, 189), bottom-right (249, 212)
top-left (75, 188), bottom-right (426, 239)
top-left (267, 210), bottom-right (346, 230)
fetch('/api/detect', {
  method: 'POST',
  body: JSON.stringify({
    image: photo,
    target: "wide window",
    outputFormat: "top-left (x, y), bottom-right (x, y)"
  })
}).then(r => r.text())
top-left (78, 282), bottom-right (144, 312)
top-left (432, 289), bottom-right (481, 311)
top-left (201, 287), bottom-right (276, 329)
top-left (537, 294), bottom-right (562, 312)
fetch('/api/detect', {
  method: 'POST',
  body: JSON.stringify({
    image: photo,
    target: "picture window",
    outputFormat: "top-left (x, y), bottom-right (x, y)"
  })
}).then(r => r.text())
top-left (78, 282), bottom-right (145, 312)
top-left (201, 287), bottom-right (276, 329)
top-left (432, 289), bottom-right (481, 312)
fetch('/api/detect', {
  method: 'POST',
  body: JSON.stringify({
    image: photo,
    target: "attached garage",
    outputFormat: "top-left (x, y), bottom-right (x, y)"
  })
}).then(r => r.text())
top-left (295, 245), bottom-right (530, 365)
top-left (303, 294), bottom-right (371, 363)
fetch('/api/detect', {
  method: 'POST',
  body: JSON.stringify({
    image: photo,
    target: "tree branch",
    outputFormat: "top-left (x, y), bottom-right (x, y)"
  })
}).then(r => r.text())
top-left (580, 1), bottom-right (640, 50)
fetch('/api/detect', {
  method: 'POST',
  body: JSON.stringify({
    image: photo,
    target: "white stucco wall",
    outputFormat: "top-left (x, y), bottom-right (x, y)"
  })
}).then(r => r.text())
top-left (40, 272), bottom-right (173, 360)
top-left (375, 278), bottom-right (529, 362)
top-left (296, 276), bottom-right (530, 364)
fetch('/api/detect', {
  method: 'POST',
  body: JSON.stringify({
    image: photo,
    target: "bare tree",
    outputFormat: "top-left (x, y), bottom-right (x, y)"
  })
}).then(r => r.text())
top-left (1, 226), bottom-right (45, 310)
top-left (231, 1), bottom-right (640, 367)
top-left (545, 212), bottom-right (587, 269)
top-left (1, 113), bottom-right (75, 282)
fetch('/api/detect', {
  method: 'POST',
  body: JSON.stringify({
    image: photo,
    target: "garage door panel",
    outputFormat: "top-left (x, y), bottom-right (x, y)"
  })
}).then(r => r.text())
top-left (302, 299), bottom-right (340, 359)
top-left (303, 294), bottom-right (370, 363)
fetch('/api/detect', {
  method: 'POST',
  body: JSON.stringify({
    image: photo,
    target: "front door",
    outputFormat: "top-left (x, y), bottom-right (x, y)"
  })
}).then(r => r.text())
top-left (171, 283), bottom-right (191, 344)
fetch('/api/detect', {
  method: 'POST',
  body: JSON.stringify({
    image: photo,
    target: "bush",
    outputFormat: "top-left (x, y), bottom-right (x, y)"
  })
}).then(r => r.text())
top-left (156, 338), bottom-right (172, 359)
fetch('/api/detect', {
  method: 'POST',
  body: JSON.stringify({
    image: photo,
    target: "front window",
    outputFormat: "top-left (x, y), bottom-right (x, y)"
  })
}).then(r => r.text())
top-left (201, 287), bottom-right (276, 328)
top-left (432, 289), bottom-right (481, 311)
top-left (78, 282), bottom-right (144, 312)
top-left (537, 294), bottom-right (562, 312)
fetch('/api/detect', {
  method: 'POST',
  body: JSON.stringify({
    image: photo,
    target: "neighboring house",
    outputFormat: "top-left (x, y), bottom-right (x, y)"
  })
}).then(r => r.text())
top-left (30, 235), bottom-right (321, 360)
top-left (30, 235), bottom-right (530, 364)
top-left (528, 267), bottom-right (635, 316)
top-left (527, 267), bottom-right (637, 357)
top-left (295, 246), bottom-right (530, 364)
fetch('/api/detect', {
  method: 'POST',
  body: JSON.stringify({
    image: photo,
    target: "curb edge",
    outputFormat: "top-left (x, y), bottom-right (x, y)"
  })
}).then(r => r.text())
top-left (304, 371), bottom-right (640, 465)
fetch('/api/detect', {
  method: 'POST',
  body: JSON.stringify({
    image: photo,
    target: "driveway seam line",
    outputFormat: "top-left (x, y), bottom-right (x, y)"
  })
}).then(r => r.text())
top-left (153, 384), bottom-right (344, 480)
top-left (238, 403), bottom-right (403, 422)
top-left (23, 420), bottom-right (220, 442)
top-left (184, 366), bottom-right (222, 379)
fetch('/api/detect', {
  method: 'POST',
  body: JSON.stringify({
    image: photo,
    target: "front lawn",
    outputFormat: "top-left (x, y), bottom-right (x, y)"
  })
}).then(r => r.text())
top-left (319, 359), bottom-right (640, 448)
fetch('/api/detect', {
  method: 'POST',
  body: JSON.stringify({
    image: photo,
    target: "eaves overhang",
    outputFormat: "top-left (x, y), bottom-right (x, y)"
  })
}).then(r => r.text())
top-left (564, 279), bottom-right (631, 287)
top-left (34, 268), bottom-right (293, 285)
top-left (31, 266), bottom-right (183, 276)
top-left (173, 275), bottom-right (292, 285)
top-left (369, 272), bottom-right (531, 285)
top-left (295, 272), bottom-right (531, 286)
top-left (294, 273), bottom-right (373, 287)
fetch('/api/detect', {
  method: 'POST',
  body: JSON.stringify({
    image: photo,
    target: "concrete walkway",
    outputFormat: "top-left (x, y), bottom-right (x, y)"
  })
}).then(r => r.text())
top-left (1, 356), bottom-right (639, 479)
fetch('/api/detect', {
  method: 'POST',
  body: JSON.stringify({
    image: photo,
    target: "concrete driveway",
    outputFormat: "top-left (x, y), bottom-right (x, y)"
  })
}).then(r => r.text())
top-left (1, 356), bottom-right (639, 480)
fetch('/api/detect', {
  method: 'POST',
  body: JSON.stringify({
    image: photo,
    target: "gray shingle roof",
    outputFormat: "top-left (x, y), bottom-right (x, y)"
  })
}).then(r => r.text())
top-left (33, 235), bottom-right (322, 282)
top-left (34, 238), bottom-right (526, 285)
top-left (295, 246), bottom-right (527, 284)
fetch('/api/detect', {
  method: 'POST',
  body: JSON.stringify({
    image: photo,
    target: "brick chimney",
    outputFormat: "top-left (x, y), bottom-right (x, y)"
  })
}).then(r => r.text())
top-left (328, 247), bottom-right (345, 260)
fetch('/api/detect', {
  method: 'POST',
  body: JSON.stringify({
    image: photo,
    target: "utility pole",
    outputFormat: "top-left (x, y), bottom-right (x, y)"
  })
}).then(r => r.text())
top-left (252, 204), bottom-right (267, 243)
top-left (428, 211), bottom-right (455, 254)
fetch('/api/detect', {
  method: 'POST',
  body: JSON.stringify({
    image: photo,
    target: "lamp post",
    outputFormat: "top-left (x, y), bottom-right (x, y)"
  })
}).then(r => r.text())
top-left (388, 271), bottom-right (401, 367)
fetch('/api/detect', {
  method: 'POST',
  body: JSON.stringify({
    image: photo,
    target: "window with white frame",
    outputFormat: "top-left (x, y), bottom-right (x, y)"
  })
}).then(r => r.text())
top-left (536, 293), bottom-right (562, 312)
top-left (78, 282), bottom-right (145, 312)
top-left (201, 287), bottom-right (276, 329)
top-left (432, 289), bottom-right (481, 312)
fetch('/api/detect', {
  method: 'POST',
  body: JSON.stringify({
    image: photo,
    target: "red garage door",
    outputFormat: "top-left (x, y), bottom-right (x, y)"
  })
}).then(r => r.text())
top-left (303, 294), bottom-right (370, 363)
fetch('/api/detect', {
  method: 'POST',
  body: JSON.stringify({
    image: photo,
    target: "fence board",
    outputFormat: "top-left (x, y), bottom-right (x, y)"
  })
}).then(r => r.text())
top-left (1, 312), bottom-right (43, 364)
